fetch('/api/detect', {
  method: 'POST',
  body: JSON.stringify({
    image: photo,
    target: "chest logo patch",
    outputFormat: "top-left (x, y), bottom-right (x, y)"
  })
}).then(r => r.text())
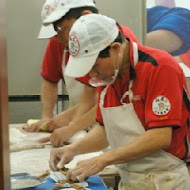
top-left (69, 34), bottom-right (80, 57)
top-left (152, 96), bottom-right (171, 116)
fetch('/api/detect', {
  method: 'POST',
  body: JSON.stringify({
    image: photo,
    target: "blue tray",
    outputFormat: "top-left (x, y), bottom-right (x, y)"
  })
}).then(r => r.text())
top-left (11, 173), bottom-right (107, 190)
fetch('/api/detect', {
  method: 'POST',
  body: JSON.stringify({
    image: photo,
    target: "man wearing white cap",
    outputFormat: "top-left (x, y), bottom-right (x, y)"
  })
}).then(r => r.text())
top-left (49, 14), bottom-right (190, 189)
top-left (24, 0), bottom-right (99, 145)
top-left (24, 0), bottom-right (138, 147)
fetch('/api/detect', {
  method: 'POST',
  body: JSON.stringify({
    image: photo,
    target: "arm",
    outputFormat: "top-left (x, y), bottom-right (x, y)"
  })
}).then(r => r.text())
top-left (66, 127), bottom-right (172, 181)
top-left (49, 124), bottom-right (109, 170)
top-left (41, 78), bottom-right (58, 119)
top-left (51, 85), bottom-right (97, 129)
top-left (24, 78), bottom-right (58, 132)
top-left (48, 85), bottom-right (98, 146)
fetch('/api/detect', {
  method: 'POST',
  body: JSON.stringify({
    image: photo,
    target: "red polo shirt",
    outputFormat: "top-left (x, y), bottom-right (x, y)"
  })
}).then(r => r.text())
top-left (78, 29), bottom-right (190, 161)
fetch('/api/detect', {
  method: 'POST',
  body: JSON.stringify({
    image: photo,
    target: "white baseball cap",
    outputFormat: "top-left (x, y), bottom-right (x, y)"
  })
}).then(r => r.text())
top-left (38, 0), bottom-right (96, 39)
top-left (65, 14), bottom-right (119, 77)
top-left (43, 0), bottom-right (96, 24)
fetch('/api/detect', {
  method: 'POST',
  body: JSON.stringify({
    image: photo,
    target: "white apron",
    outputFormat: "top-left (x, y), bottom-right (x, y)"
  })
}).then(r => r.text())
top-left (62, 49), bottom-right (84, 107)
top-left (99, 43), bottom-right (190, 190)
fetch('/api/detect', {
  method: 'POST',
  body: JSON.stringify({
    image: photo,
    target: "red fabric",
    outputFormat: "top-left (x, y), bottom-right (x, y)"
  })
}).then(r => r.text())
top-left (41, 37), bottom-right (64, 83)
top-left (179, 49), bottom-right (190, 68)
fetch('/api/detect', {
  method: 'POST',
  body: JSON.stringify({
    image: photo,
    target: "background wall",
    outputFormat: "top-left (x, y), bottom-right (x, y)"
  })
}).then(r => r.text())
top-left (96, 0), bottom-right (146, 44)
top-left (7, 0), bottom-right (47, 123)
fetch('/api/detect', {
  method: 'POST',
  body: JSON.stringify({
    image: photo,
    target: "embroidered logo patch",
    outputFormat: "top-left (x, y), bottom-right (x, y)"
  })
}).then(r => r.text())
top-left (69, 35), bottom-right (80, 57)
top-left (152, 96), bottom-right (171, 116)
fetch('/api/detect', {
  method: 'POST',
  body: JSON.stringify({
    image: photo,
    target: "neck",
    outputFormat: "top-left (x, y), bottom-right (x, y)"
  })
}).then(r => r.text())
top-left (119, 40), bottom-right (130, 78)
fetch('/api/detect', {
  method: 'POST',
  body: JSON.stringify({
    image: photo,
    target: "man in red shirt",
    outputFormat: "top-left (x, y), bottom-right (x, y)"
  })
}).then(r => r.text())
top-left (24, 0), bottom-right (139, 147)
top-left (50, 14), bottom-right (190, 189)
top-left (24, 0), bottom-right (99, 147)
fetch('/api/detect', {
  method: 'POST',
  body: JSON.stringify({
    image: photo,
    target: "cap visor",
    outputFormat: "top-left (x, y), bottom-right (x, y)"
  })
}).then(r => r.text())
top-left (65, 53), bottom-right (98, 77)
top-left (38, 24), bottom-right (57, 39)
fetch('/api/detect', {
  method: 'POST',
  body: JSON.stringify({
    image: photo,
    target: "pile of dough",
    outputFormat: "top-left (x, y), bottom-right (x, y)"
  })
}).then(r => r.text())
top-left (9, 128), bottom-right (26, 145)
top-left (27, 119), bottom-right (49, 132)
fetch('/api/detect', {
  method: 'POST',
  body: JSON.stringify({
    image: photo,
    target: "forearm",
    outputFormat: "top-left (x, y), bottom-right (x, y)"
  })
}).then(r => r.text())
top-left (41, 78), bottom-right (58, 118)
top-left (101, 127), bottom-right (172, 166)
top-left (69, 105), bottom-right (97, 133)
top-left (52, 105), bottom-right (78, 127)
top-left (72, 124), bottom-right (109, 155)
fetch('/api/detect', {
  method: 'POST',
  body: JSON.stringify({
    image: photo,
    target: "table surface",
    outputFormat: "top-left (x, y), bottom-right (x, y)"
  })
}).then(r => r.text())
top-left (10, 124), bottom-right (119, 177)
top-left (10, 124), bottom-right (119, 189)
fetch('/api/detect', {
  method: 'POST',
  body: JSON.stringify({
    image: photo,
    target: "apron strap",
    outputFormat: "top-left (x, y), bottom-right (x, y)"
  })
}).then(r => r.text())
top-left (62, 48), bottom-right (69, 70)
top-left (99, 85), bottom-right (109, 107)
top-left (121, 80), bottom-right (133, 104)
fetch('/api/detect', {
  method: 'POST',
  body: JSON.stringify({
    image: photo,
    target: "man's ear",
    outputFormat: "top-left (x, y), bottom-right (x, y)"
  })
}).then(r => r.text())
top-left (82, 10), bottom-right (92, 15)
top-left (110, 42), bottom-right (121, 53)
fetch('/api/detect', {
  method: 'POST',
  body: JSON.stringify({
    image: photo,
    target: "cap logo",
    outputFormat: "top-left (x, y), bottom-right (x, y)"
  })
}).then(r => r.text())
top-left (42, 0), bottom-right (59, 20)
top-left (69, 35), bottom-right (80, 56)
top-left (152, 96), bottom-right (171, 116)
top-left (42, 5), bottom-right (55, 20)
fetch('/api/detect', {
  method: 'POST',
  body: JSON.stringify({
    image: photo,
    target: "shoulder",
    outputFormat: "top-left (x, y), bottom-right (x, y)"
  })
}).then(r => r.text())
top-left (120, 25), bottom-right (138, 43)
top-left (138, 45), bottom-right (181, 71)
top-left (48, 37), bottom-right (64, 50)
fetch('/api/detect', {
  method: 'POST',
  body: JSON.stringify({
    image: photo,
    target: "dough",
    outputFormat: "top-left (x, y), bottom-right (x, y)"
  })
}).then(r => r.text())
top-left (27, 119), bottom-right (49, 132)
top-left (9, 128), bottom-right (26, 145)
top-left (27, 119), bottom-right (40, 126)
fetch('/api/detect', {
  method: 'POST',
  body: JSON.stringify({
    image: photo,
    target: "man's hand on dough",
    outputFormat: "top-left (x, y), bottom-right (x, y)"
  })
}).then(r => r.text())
top-left (45, 119), bottom-right (62, 132)
top-left (50, 126), bottom-right (74, 147)
top-left (23, 118), bottom-right (51, 132)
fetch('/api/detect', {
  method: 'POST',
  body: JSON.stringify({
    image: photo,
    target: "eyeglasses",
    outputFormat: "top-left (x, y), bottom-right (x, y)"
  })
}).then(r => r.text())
top-left (53, 23), bottom-right (62, 32)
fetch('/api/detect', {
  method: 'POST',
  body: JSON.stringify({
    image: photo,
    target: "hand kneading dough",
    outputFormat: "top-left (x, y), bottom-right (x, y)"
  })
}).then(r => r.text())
top-left (27, 119), bottom-right (48, 132)
top-left (9, 128), bottom-right (26, 145)
top-left (27, 119), bottom-right (40, 126)
top-left (39, 121), bottom-right (49, 131)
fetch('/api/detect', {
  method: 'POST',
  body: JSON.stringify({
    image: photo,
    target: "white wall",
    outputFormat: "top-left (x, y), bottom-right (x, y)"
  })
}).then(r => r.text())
top-left (7, 0), bottom-right (47, 95)
top-left (96, 0), bottom-right (146, 44)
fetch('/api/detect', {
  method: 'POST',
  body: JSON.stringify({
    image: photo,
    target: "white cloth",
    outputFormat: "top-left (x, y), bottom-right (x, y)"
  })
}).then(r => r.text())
top-left (62, 49), bottom-right (84, 107)
top-left (99, 42), bottom-right (190, 190)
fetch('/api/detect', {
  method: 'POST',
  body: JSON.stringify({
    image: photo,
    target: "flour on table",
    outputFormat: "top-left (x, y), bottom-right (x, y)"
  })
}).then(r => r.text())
top-left (9, 128), bottom-right (26, 145)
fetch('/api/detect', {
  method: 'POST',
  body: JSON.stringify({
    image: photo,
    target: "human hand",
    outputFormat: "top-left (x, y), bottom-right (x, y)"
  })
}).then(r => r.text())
top-left (45, 118), bottom-right (62, 132)
top-left (23, 118), bottom-right (51, 132)
top-left (66, 156), bottom-right (106, 182)
top-left (50, 126), bottom-right (74, 147)
top-left (49, 145), bottom-right (76, 171)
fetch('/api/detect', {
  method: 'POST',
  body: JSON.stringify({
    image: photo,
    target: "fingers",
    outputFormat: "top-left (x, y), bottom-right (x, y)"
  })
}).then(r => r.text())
top-left (49, 148), bottom-right (60, 171)
top-left (66, 167), bottom-right (87, 182)
top-left (38, 136), bottom-right (50, 143)
top-left (66, 157), bottom-right (105, 182)
top-left (49, 147), bottom-right (71, 171)
top-left (23, 123), bottom-right (40, 132)
top-left (50, 134), bottom-right (64, 147)
top-left (47, 119), bottom-right (61, 132)
top-left (50, 128), bottom-right (68, 147)
top-left (57, 156), bottom-right (66, 169)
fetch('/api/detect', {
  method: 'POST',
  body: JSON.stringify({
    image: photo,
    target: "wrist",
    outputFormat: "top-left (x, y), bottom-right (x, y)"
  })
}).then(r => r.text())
top-left (100, 153), bottom-right (111, 168)
top-left (70, 142), bottom-right (80, 156)
top-left (68, 122), bottom-right (80, 133)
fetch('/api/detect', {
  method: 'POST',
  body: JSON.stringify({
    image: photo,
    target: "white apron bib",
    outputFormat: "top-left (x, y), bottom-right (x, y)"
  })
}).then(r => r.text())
top-left (62, 49), bottom-right (84, 107)
top-left (99, 42), bottom-right (190, 190)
